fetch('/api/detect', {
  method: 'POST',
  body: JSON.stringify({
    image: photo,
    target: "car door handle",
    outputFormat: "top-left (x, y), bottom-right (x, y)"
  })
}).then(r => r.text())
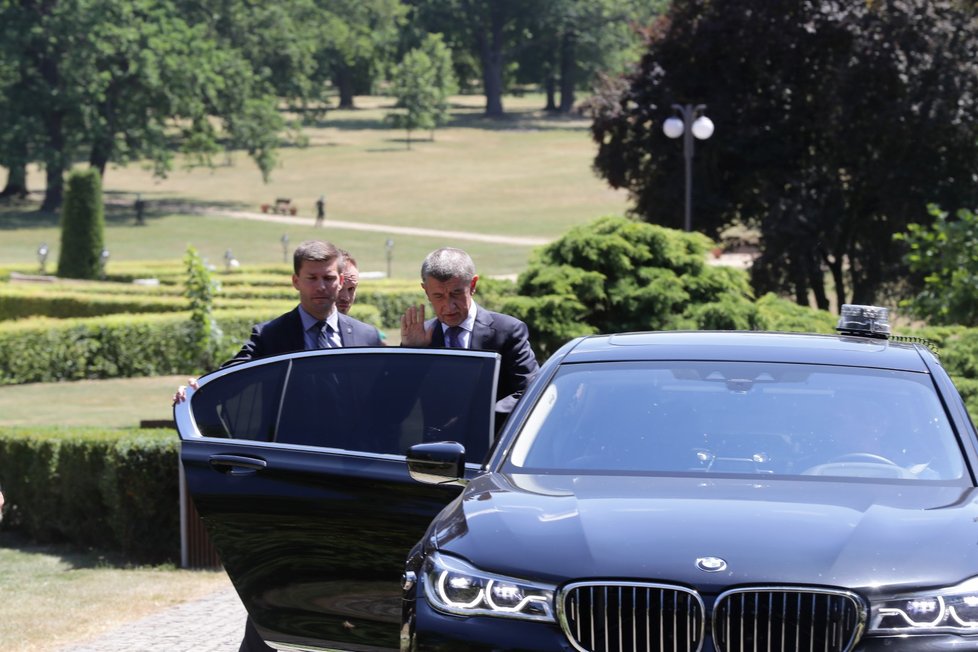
top-left (208, 454), bottom-right (268, 476)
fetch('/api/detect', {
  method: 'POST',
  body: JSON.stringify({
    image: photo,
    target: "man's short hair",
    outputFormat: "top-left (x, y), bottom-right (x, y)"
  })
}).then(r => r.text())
top-left (293, 240), bottom-right (340, 274)
top-left (338, 249), bottom-right (358, 273)
top-left (421, 247), bottom-right (476, 282)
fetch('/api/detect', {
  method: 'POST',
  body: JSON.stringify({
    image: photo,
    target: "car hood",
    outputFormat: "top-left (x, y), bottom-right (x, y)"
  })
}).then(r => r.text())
top-left (433, 473), bottom-right (978, 593)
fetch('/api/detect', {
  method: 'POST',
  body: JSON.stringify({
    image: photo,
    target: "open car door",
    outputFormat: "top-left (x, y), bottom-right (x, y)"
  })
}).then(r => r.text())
top-left (174, 347), bottom-right (500, 651)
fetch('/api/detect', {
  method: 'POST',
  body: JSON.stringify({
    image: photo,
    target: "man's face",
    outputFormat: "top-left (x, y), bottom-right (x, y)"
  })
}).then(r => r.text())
top-left (422, 275), bottom-right (478, 327)
top-left (336, 264), bottom-right (359, 315)
top-left (292, 259), bottom-right (342, 319)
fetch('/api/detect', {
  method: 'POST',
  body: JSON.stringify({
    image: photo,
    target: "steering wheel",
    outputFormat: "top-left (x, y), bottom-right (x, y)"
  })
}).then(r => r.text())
top-left (828, 452), bottom-right (900, 466)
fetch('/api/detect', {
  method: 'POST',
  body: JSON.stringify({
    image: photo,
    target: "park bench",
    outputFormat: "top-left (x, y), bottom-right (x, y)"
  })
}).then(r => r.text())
top-left (260, 198), bottom-right (298, 215)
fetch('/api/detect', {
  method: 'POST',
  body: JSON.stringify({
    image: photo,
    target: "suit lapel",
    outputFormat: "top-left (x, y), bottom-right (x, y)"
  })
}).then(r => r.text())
top-left (471, 309), bottom-right (494, 350)
top-left (336, 313), bottom-right (354, 346)
top-left (429, 320), bottom-right (446, 347)
top-left (287, 308), bottom-right (307, 351)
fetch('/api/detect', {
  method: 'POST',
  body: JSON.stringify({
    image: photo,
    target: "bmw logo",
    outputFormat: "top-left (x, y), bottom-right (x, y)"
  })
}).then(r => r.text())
top-left (696, 556), bottom-right (728, 573)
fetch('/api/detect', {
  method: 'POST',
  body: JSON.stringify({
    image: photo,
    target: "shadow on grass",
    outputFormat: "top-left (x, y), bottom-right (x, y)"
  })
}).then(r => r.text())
top-left (0, 194), bottom-right (254, 231)
top-left (0, 530), bottom-right (172, 570)
top-left (446, 108), bottom-right (589, 132)
top-left (304, 101), bottom-right (589, 133)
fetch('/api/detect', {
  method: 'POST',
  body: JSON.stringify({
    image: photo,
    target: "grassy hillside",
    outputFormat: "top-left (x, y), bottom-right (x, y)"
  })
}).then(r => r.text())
top-left (1, 94), bottom-right (629, 277)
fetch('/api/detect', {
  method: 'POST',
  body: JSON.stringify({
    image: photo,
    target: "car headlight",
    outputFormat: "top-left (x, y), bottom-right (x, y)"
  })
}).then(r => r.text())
top-left (872, 577), bottom-right (978, 634)
top-left (422, 552), bottom-right (556, 622)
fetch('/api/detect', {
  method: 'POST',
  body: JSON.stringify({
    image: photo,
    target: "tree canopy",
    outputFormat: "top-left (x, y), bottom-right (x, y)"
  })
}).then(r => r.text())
top-left (387, 33), bottom-right (458, 146)
top-left (588, 0), bottom-right (978, 309)
top-left (0, 0), bottom-right (322, 211)
top-left (896, 205), bottom-right (978, 326)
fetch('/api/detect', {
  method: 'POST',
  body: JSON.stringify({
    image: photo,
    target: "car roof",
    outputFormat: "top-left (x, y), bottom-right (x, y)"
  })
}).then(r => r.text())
top-left (558, 331), bottom-right (930, 372)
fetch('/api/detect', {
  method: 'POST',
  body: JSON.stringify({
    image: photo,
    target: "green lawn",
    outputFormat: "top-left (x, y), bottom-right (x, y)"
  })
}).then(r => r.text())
top-left (0, 375), bottom-right (186, 428)
top-left (0, 533), bottom-right (230, 651)
top-left (2, 94), bottom-right (628, 277)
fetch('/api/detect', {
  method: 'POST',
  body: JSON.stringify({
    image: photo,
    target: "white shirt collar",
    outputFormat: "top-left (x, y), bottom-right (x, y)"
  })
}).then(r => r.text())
top-left (442, 302), bottom-right (478, 336)
top-left (298, 305), bottom-right (338, 330)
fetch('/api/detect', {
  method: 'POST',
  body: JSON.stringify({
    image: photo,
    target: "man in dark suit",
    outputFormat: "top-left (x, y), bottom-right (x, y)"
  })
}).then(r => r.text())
top-left (227, 240), bottom-right (381, 365)
top-left (172, 240), bottom-right (381, 652)
top-left (400, 247), bottom-right (539, 419)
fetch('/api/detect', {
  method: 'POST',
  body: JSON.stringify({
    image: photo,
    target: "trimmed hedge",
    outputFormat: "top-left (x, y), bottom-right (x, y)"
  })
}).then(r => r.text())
top-left (0, 287), bottom-right (188, 320)
top-left (0, 311), bottom-right (263, 384)
top-left (0, 427), bottom-right (180, 563)
top-left (0, 276), bottom-right (428, 326)
top-left (0, 303), bottom-right (387, 385)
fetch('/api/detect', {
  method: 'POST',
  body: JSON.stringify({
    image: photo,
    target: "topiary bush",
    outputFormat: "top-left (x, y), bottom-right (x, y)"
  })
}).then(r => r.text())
top-left (511, 216), bottom-right (757, 358)
top-left (57, 168), bottom-right (105, 280)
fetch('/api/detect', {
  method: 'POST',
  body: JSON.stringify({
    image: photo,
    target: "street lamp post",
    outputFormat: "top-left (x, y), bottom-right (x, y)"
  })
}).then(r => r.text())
top-left (662, 104), bottom-right (714, 232)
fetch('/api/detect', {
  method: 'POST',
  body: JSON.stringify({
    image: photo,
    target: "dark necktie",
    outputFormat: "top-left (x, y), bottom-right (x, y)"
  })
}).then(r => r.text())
top-left (314, 321), bottom-right (336, 349)
top-left (445, 325), bottom-right (463, 348)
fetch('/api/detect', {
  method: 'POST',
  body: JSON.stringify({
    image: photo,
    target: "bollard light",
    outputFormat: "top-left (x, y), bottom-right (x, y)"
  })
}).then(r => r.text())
top-left (100, 249), bottom-right (110, 279)
top-left (37, 243), bottom-right (49, 273)
top-left (385, 238), bottom-right (395, 278)
top-left (281, 234), bottom-right (290, 263)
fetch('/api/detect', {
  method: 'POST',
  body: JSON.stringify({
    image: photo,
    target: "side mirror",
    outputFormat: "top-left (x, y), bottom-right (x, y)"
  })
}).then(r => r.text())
top-left (407, 441), bottom-right (466, 486)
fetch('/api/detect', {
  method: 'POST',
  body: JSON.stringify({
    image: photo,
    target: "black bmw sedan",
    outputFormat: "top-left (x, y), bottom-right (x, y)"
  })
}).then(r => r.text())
top-left (175, 306), bottom-right (978, 652)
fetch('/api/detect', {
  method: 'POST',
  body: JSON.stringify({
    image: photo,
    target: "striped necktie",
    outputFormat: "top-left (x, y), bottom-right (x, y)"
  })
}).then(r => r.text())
top-left (314, 321), bottom-right (337, 349)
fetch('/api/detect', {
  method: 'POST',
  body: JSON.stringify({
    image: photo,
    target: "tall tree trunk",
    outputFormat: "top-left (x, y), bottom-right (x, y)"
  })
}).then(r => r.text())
top-left (827, 257), bottom-right (846, 312)
top-left (0, 162), bottom-right (28, 199)
top-left (807, 258), bottom-right (830, 311)
top-left (89, 99), bottom-right (116, 179)
top-left (477, 2), bottom-right (506, 117)
top-left (41, 162), bottom-right (64, 213)
top-left (35, 29), bottom-right (66, 213)
top-left (40, 111), bottom-right (65, 213)
top-left (544, 75), bottom-right (557, 112)
top-left (558, 31), bottom-right (576, 113)
top-left (790, 255), bottom-right (809, 306)
top-left (334, 67), bottom-right (356, 109)
top-left (90, 137), bottom-right (111, 180)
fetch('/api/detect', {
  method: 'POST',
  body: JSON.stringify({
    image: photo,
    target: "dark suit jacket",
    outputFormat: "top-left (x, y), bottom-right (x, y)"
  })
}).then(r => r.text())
top-left (225, 306), bottom-right (383, 367)
top-left (426, 307), bottom-right (539, 413)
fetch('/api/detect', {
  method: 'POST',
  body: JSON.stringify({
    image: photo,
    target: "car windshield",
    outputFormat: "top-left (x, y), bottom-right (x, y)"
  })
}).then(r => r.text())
top-left (508, 361), bottom-right (965, 481)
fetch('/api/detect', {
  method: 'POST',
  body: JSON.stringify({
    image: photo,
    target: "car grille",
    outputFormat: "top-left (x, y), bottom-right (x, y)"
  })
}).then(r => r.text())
top-left (559, 582), bottom-right (706, 652)
top-left (713, 588), bottom-right (864, 652)
top-left (558, 583), bottom-right (865, 652)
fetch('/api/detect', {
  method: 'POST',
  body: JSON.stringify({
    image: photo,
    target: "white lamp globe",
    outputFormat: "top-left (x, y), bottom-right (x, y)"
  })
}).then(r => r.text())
top-left (662, 117), bottom-right (685, 139)
top-left (691, 115), bottom-right (715, 140)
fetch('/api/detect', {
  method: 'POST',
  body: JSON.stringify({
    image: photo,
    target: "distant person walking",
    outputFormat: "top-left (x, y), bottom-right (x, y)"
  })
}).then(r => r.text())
top-left (315, 195), bottom-right (326, 228)
top-left (134, 194), bottom-right (146, 226)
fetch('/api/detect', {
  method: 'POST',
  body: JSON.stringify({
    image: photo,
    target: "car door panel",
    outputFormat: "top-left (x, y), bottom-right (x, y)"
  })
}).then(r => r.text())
top-left (175, 349), bottom-right (500, 651)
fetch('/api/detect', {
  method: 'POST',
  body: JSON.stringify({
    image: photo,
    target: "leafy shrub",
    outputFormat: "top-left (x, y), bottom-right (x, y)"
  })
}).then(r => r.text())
top-left (0, 286), bottom-right (187, 321)
top-left (184, 246), bottom-right (222, 370)
top-left (0, 427), bottom-right (179, 562)
top-left (754, 293), bottom-right (837, 333)
top-left (57, 169), bottom-right (105, 280)
top-left (896, 206), bottom-right (978, 326)
top-left (0, 310), bottom-right (265, 384)
top-left (512, 216), bottom-right (757, 358)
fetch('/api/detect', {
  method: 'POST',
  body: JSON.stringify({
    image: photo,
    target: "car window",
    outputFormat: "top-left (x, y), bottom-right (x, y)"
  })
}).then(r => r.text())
top-left (190, 351), bottom-right (498, 460)
top-left (191, 359), bottom-right (288, 440)
top-left (509, 361), bottom-right (965, 481)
